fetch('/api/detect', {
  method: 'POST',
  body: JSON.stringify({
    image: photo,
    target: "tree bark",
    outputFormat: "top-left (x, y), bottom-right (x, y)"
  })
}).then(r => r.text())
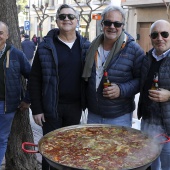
top-left (6, 110), bottom-right (38, 170)
top-left (0, 0), bottom-right (39, 169)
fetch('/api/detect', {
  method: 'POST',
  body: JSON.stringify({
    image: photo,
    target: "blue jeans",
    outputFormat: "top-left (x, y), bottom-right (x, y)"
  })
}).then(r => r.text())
top-left (141, 119), bottom-right (170, 170)
top-left (87, 111), bottom-right (133, 127)
top-left (0, 101), bottom-right (15, 166)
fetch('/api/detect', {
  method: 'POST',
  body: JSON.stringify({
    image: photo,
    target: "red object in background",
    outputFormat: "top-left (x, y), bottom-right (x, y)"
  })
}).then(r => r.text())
top-left (92, 14), bottom-right (101, 20)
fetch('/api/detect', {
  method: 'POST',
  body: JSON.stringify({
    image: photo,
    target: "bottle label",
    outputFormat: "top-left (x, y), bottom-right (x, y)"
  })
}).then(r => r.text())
top-left (151, 73), bottom-right (159, 90)
top-left (103, 83), bottom-right (111, 88)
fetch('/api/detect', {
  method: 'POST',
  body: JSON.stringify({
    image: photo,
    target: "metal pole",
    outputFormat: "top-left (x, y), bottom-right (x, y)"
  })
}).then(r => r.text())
top-left (25, 5), bottom-right (30, 36)
top-left (29, 0), bottom-right (30, 37)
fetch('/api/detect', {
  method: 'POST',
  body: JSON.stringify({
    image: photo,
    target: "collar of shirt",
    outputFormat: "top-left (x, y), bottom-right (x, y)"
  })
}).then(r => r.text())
top-left (152, 48), bottom-right (170, 61)
top-left (0, 44), bottom-right (6, 59)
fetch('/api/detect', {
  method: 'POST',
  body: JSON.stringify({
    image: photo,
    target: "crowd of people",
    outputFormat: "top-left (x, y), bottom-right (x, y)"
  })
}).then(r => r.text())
top-left (0, 3), bottom-right (170, 170)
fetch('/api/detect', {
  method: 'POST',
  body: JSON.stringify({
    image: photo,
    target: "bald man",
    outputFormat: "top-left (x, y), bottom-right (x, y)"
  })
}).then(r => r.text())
top-left (0, 21), bottom-right (31, 165)
top-left (138, 20), bottom-right (170, 170)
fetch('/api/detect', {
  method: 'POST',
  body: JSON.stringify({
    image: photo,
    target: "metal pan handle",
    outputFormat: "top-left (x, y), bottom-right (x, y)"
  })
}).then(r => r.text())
top-left (22, 142), bottom-right (39, 153)
top-left (156, 134), bottom-right (170, 144)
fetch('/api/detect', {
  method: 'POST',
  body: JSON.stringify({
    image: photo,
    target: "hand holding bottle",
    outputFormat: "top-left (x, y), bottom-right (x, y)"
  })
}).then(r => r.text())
top-left (103, 83), bottom-right (120, 99)
top-left (103, 70), bottom-right (111, 88)
top-left (102, 70), bottom-right (120, 99)
top-left (149, 88), bottom-right (170, 102)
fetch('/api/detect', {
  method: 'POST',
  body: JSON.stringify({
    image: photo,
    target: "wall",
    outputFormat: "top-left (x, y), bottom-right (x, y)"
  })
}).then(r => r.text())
top-left (124, 8), bottom-right (137, 39)
top-left (124, 6), bottom-right (170, 38)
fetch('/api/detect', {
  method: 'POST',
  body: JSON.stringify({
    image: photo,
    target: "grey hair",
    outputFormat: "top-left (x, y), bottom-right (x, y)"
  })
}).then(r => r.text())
top-left (0, 21), bottom-right (9, 34)
top-left (56, 4), bottom-right (79, 20)
top-left (101, 5), bottom-right (125, 23)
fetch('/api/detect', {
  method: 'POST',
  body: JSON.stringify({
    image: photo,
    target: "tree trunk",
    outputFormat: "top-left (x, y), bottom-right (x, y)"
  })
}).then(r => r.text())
top-left (6, 110), bottom-right (38, 170)
top-left (39, 22), bottom-right (43, 39)
top-left (0, 0), bottom-right (39, 169)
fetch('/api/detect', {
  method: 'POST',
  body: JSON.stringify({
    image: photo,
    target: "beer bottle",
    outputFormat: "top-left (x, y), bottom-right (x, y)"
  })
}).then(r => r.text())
top-left (103, 70), bottom-right (111, 88)
top-left (151, 73), bottom-right (159, 90)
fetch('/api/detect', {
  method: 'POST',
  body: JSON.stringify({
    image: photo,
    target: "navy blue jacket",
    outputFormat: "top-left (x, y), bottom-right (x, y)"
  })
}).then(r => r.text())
top-left (29, 29), bottom-right (90, 118)
top-left (87, 32), bottom-right (145, 118)
top-left (138, 49), bottom-right (170, 135)
top-left (21, 39), bottom-right (36, 60)
top-left (4, 45), bottom-right (31, 113)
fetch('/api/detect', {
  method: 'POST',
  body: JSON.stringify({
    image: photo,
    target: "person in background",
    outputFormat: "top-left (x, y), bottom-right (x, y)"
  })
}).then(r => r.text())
top-left (32, 34), bottom-right (38, 46)
top-left (21, 34), bottom-right (36, 65)
top-left (0, 21), bottom-right (31, 166)
top-left (29, 4), bottom-right (90, 170)
top-left (20, 34), bottom-right (25, 42)
top-left (138, 19), bottom-right (170, 170)
top-left (82, 5), bottom-right (144, 127)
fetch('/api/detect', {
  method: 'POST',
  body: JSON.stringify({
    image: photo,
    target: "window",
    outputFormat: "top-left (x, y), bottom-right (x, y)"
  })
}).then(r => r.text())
top-left (33, 0), bottom-right (42, 7)
top-left (44, 0), bottom-right (54, 6)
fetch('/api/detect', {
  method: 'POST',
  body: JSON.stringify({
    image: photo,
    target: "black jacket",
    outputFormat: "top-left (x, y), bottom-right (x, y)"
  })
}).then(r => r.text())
top-left (138, 49), bottom-right (170, 135)
top-left (29, 29), bottom-right (90, 118)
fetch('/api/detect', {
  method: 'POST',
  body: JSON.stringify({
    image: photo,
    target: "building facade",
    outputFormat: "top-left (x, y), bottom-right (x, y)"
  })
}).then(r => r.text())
top-left (19, 0), bottom-right (121, 41)
top-left (19, 0), bottom-right (170, 51)
top-left (121, 0), bottom-right (170, 53)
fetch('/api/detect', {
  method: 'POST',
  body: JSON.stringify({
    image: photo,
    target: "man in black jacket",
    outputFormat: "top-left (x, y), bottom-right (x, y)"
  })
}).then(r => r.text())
top-left (138, 20), bottom-right (170, 170)
top-left (29, 4), bottom-right (90, 170)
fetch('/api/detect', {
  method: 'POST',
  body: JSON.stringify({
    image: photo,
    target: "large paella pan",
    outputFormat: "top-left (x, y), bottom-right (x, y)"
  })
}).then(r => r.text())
top-left (22, 124), bottom-right (170, 170)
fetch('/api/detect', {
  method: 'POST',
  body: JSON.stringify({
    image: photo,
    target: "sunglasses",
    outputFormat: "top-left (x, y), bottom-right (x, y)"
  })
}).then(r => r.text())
top-left (58, 14), bottom-right (76, 20)
top-left (102, 20), bottom-right (124, 28)
top-left (150, 31), bottom-right (169, 39)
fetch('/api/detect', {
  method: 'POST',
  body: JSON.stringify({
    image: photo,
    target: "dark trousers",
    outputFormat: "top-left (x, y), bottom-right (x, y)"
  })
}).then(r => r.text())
top-left (42, 102), bottom-right (82, 170)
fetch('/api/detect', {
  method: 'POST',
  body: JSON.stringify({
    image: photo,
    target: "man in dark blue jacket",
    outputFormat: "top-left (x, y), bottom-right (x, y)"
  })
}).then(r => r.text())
top-left (0, 21), bottom-right (31, 166)
top-left (29, 4), bottom-right (90, 170)
top-left (82, 5), bottom-right (144, 127)
top-left (21, 34), bottom-right (36, 65)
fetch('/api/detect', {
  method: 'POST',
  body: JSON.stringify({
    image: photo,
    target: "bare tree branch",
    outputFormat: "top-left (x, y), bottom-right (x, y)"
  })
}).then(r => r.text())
top-left (162, 0), bottom-right (170, 19)
top-left (32, 3), bottom-right (49, 38)
top-left (74, 0), bottom-right (108, 39)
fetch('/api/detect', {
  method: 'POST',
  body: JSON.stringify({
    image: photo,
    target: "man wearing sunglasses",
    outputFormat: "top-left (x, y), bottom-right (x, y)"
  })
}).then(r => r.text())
top-left (138, 20), bottom-right (170, 170)
top-left (82, 6), bottom-right (144, 127)
top-left (29, 4), bottom-right (90, 170)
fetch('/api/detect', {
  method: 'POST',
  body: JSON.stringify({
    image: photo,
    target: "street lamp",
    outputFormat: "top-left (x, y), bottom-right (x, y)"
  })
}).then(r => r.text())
top-left (25, 5), bottom-right (30, 35)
